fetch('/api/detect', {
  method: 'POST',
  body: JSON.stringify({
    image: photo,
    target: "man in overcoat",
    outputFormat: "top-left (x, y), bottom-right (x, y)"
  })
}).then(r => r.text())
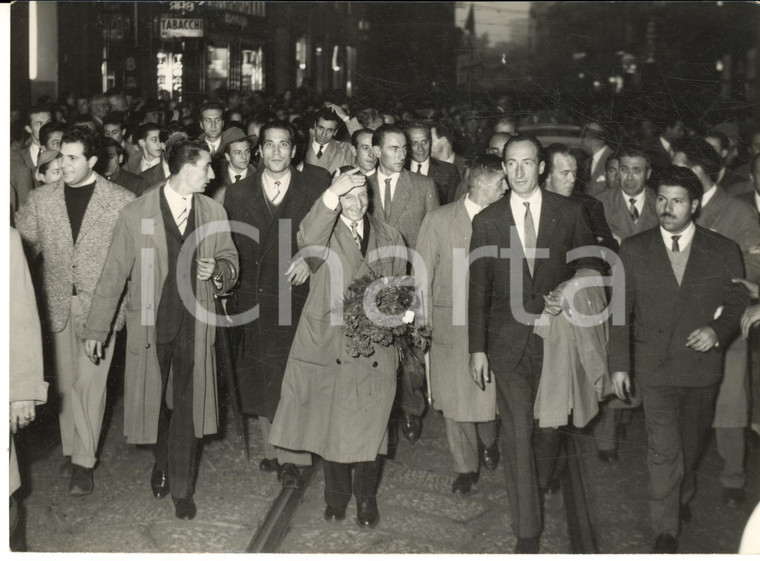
top-left (269, 168), bottom-right (407, 529)
top-left (224, 120), bottom-right (326, 489)
top-left (84, 139), bottom-right (238, 520)
top-left (609, 166), bottom-right (748, 553)
top-left (416, 155), bottom-right (505, 494)
top-left (15, 128), bottom-right (135, 496)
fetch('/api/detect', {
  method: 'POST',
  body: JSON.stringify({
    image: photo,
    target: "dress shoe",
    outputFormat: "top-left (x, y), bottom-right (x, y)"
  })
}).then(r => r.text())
top-left (151, 466), bottom-right (169, 499)
top-left (652, 532), bottom-right (678, 553)
top-left (259, 457), bottom-right (280, 473)
top-left (400, 413), bottom-right (422, 443)
top-left (69, 465), bottom-right (94, 496)
top-left (173, 497), bottom-right (197, 520)
top-left (278, 463), bottom-right (303, 490)
top-left (479, 441), bottom-right (500, 470)
top-left (679, 504), bottom-right (692, 524)
top-left (356, 498), bottom-right (379, 529)
top-left (540, 477), bottom-right (561, 495)
top-left (452, 471), bottom-right (479, 494)
top-left (597, 449), bottom-right (618, 462)
top-left (723, 487), bottom-right (746, 506)
top-left (323, 505), bottom-right (346, 522)
top-left (59, 457), bottom-right (73, 479)
top-left (514, 537), bottom-right (539, 553)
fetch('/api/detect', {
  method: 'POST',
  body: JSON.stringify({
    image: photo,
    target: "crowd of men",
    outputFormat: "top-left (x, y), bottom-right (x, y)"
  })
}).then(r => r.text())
top-left (9, 85), bottom-right (760, 553)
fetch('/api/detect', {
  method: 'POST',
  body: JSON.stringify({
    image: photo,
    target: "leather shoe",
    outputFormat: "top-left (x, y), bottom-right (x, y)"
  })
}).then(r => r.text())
top-left (652, 533), bottom-right (678, 554)
top-left (151, 465), bottom-right (169, 499)
top-left (680, 504), bottom-right (692, 524)
top-left (597, 449), bottom-right (618, 462)
top-left (324, 505), bottom-right (346, 522)
top-left (400, 413), bottom-right (422, 443)
top-left (356, 498), bottom-right (379, 529)
top-left (69, 465), bottom-right (93, 496)
top-left (540, 477), bottom-right (560, 495)
top-left (278, 463), bottom-right (303, 490)
top-left (452, 472), bottom-right (479, 494)
top-left (59, 457), bottom-right (73, 479)
top-left (259, 457), bottom-right (280, 473)
top-left (723, 487), bottom-right (746, 506)
top-left (479, 441), bottom-right (500, 470)
top-left (173, 497), bottom-right (197, 520)
top-left (514, 537), bottom-right (539, 553)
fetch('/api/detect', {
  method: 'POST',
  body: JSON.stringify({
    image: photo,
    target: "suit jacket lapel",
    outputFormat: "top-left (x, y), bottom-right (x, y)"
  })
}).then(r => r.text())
top-left (533, 194), bottom-right (560, 278)
top-left (146, 186), bottom-right (169, 274)
top-left (452, 197), bottom-right (472, 244)
top-left (51, 182), bottom-right (75, 250)
top-left (75, 177), bottom-right (107, 247)
top-left (389, 172), bottom-right (412, 226)
top-left (262, 169), bottom-right (307, 256)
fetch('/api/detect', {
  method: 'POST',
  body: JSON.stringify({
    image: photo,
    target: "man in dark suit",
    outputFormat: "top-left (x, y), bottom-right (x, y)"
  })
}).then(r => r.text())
top-left (543, 143), bottom-right (618, 253)
top-left (205, 128), bottom-right (256, 204)
top-left (224, 120), bottom-right (327, 490)
top-left (431, 122), bottom-right (466, 180)
top-left (468, 134), bottom-right (599, 553)
top-left (671, 138), bottom-right (760, 507)
top-left (97, 138), bottom-right (149, 197)
top-left (126, 123), bottom-right (166, 177)
top-left (610, 166), bottom-right (748, 553)
top-left (580, 122), bottom-right (614, 197)
top-left (405, 122), bottom-right (461, 205)
top-left (367, 124), bottom-right (440, 443)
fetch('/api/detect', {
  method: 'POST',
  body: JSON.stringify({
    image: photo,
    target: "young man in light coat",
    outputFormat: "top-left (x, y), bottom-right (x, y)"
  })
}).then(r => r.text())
top-left (415, 155), bottom-right (506, 494)
top-left (83, 139), bottom-right (238, 520)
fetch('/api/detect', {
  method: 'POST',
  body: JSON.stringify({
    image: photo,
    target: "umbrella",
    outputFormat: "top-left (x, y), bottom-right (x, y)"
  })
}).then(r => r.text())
top-left (214, 292), bottom-right (248, 460)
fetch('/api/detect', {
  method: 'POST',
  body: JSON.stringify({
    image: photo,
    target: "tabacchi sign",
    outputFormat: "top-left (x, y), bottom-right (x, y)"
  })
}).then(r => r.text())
top-left (160, 17), bottom-right (204, 39)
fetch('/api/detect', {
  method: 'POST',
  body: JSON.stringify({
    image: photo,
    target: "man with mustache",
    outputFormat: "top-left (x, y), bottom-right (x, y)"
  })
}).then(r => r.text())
top-left (609, 165), bottom-right (748, 553)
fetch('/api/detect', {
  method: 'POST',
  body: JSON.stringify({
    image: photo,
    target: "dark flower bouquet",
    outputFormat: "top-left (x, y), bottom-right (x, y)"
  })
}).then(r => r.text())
top-left (340, 272), bottom-right (431, 359)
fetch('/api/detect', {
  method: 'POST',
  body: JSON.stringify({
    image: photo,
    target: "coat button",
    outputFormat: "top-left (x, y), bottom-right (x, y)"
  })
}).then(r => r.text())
top-left (372, 361), bottom-right (378, 368)
top-left (146, 304), bottom-right (152, 309)
top-left (145, 343), bottom-right (151, 349)
top-left (336, 358), bottom-right (341, 364)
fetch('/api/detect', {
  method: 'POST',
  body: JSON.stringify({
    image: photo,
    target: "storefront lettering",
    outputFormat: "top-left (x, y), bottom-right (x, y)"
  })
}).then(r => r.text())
top-left (160, 17), bottom-right (204, 38)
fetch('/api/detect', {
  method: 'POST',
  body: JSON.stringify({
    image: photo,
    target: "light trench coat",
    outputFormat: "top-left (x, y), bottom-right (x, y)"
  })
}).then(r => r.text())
top-left (83, 186), bottom-right (238, 443)
top-left (415, 196), bottom-right (497, 422)
top-left (269, 196), bottom-right (407, 463)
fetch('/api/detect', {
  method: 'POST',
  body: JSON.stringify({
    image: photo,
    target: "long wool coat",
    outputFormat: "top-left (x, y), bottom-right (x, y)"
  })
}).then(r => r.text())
top-left (415, 196), bottom-right (497, 422)
top-left (269, 195), bottom-right (406, 463)
top-left (83, 186), bottom-right (239, 443)
top-left (223, 168), bottom-right (326, 419)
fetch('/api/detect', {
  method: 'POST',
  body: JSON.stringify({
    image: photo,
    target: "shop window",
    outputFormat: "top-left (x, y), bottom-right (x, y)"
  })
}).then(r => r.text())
top-left (157, 51), bottom-right (184, 102)
top-left (242, 48), bottom-right (264, 91)
top-left (207, 45), bottom-right (230, 94)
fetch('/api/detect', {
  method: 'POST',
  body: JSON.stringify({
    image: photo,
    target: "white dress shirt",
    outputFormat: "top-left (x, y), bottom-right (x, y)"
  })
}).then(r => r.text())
top-left (228, 166), bottom-right (249, 183)
top-left (411, 158), bottom-right (430, 176)
top-left (377, 170), bottom-right (401, 211)
top-left (29, 142), bottom-right (42, 167)
top-left (510, 188), bottom-right (543, 251)
top-left (205, 136), bottom-right (221, 155)
top-left (262, 170), bottom-right (291, 205)
top-left (754, 193), bottom-right (760, 214)
top-left (141, 156), bottom-right (161, 173)
top-left (464, 194), bottom-right (485, 221)
top-left (164, 182), bottom-right (193, 233)
top-left (701, 184), bottom-right (717, 209)
top-left (659, 221), bottom-right (696, 252)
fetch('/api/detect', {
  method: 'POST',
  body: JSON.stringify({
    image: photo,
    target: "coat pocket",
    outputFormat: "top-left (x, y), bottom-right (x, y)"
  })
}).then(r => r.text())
top-left (288, 312), bottom-right (335, 366)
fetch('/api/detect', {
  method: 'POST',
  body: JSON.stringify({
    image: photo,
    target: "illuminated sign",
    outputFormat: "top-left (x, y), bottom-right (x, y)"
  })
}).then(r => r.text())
top-left (160, 17), bottom-right (204, 38)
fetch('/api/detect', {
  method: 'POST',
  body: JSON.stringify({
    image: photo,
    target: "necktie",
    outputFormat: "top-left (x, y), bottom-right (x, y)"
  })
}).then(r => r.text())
top-left (671, 235), bottom-right (681, 252)
top-left (350, 221), bottom-right (362, 251)
top-left (176, 197), bottom-right (190, 234)
top-left (317, 144), bottom-right (324, 159)
top-left (384, 178), bottom-right (393, 221)
top-left (234, 174), bottom-right (241, 183)
top-left (272, 180), bottom-right (281, 203)
top-left (629, 197), bottom-right (639, 222)
top-left (523, 202), bottom-right (537, 275)
top-left (37, 146), bottom-right (43, 163)
top-left (416, 162), bottom-right (422, 173)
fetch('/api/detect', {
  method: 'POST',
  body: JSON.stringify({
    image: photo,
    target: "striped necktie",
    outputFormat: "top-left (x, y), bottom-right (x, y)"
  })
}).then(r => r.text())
top-left (671, 235), bottom-right (681, 253)
top-left (629, 197), bottom-right (639, 222)
top-left (350, 221), bottom-right (362, 251)
top-left (317, 144), bottom-right (324, 159)
top-left (176, 197), bottom-right (190, 234)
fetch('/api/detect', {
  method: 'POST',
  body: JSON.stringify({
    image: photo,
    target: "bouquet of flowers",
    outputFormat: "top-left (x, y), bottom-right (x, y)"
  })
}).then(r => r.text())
top-left (340, 273), bottom-right (431, 359)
